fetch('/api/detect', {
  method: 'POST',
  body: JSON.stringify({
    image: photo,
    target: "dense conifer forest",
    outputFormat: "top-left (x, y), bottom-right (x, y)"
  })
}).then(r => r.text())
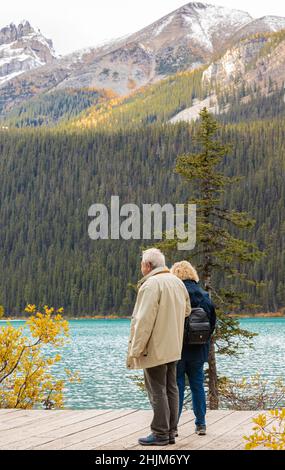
top-left (0, 93), bottom-right (284, 314)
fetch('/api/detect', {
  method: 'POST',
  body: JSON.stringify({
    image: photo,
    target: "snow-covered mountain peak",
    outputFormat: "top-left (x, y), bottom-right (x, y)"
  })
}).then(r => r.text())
top-left (0, 20), bottom-right (57, 85)
top-left (175, 2), bottom-right (253, 52)
top-left (183, 2), bottom-right (253, 22)
top-left (18, 19), bottom-right (31, 26)
top-left (18, 19), bottom-right (34, 32)
top-left (0, 20), bottom-right (35, 44)
top-left (184, 2), bottom-right (208, 9)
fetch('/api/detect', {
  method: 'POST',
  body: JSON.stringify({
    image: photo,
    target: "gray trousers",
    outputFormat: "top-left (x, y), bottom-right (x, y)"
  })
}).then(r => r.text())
top-left (143, 361), bottom-right (179, 439)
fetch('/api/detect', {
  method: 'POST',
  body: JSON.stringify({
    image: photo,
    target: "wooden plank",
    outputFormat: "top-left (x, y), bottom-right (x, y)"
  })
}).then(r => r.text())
top-left (0, 409), bottom-right (22, 417)
top-left (0, 410), bottom-right (42, 422)
top-left (98, 410), bottom-right (195, 450)
top-left (0, 410), bottom-right (112, 448)
top-left (0, 410), bottom-right (87, 434)
top-left (203, 412), bottom-right (260, 450)
top-left (0, 409), bottom-right (78, 424)
top-left (37, 410), bottom-right (134, 440)
top-left (0, 410), bottom-right (112, 449)
top-left (174, 411), bottom-right (256, 450)
top-left (62, 410), bottom-right (156, 450)
top-left (132, 410), bottom-right (234, 451)
top-left (0, 410), bottom-right (65, 430)
top-left (0, 409), bottom-right (108, 433)
top-left (98, 410), bottom-right (231, 451)
top-left (0, 410), bottom-right (269, 451)
top-left (4, 410), bottom-right (138, 450)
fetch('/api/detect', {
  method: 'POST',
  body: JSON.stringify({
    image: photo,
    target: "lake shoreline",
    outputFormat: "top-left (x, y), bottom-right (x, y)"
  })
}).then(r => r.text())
top-left (2, 312), bottom-right (284, 321)
top-left (229, 312), bottom-right (285, 318)
top-left (1, 315), bottom-right (132, 321)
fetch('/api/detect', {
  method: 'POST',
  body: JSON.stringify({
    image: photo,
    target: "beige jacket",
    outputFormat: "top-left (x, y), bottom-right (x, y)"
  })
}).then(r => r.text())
top-left (127, 266), bottom-right (191, 370)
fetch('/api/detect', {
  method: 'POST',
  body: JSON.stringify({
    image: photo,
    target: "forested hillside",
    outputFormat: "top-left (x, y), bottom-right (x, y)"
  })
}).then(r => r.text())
top-left (67, 72), bottom-right (284, 131)
top-left (1, 88), bottom-right (113, 128)
top-left (0, 114), bottom-right (284, 315)
top-left (67, 68), bottom-right (208, 130)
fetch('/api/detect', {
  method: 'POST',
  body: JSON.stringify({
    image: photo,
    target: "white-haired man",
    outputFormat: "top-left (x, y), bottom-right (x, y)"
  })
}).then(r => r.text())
top-left (127, 248), bottom-right (191, 446)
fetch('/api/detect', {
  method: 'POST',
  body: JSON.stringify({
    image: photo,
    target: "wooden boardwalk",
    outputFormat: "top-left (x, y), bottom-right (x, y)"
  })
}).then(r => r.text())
top-left (0, 409), bottom-right (260, 450)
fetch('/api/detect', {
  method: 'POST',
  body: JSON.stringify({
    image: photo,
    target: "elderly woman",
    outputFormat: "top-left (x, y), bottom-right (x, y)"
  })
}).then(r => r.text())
top-left (171, 261), bottom-right (216, 436)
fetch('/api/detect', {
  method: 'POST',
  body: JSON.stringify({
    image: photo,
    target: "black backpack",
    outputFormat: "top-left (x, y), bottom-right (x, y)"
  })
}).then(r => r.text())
top-left (183, 307), bottom-right (212, 345)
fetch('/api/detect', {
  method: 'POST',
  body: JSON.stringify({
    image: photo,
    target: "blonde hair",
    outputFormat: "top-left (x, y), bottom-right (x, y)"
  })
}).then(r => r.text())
top-left (171, 260), bottom-right (199, 282)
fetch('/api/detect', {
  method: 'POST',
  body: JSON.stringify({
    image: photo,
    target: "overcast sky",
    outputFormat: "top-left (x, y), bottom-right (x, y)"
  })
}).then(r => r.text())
top-left (1, 0), bottom-right (285, 55)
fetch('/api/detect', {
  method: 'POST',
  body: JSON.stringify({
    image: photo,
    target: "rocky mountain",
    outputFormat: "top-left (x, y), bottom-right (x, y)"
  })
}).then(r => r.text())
top-left (169, 28), bottom-right (285, 124)
top-left (203, 29), bottom-right (285, 90)
top-left (0, 20), bottom-right (57, 87)
top-left (1, 3), bottom-right (285, 116)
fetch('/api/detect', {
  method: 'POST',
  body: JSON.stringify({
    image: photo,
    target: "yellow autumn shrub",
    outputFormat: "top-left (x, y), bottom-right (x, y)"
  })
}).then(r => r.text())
top-left (0, 304), bottom-right (76, 409)
top-left (244, 409), bottom-right (285, 450)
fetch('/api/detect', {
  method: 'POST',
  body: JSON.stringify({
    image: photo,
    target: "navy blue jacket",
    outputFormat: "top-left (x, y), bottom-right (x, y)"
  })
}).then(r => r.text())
top-left (181, 279), bottom-right (216, 363)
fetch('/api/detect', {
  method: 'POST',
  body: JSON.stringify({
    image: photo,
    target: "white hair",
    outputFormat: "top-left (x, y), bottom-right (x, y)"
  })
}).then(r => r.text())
top-left (142, 248), bottom-right (166, 269)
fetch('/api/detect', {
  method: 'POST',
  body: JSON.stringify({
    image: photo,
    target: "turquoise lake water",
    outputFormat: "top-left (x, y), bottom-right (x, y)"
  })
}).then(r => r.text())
top-left (1, 318), bottom-right (285, 409)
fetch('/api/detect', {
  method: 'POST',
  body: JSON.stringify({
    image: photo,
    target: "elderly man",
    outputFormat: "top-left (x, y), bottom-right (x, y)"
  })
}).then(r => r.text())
top-left (127, 248), bottom-right (191, 446)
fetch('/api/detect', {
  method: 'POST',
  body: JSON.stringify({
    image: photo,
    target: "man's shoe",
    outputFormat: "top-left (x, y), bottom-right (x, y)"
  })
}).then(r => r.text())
top-left (169, 429), bottom-right (179, 444)
top-left (138, 433), bottom-right (169, 446)
top-left (195, 425), bottom-right (206, 436)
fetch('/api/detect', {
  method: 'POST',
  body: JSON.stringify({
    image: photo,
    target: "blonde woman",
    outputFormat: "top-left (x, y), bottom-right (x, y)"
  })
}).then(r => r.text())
top-left (171, 261), bottom-right (216, 436)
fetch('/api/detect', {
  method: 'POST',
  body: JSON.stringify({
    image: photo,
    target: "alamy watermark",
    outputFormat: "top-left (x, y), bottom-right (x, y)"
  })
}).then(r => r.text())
top-left (88, 196), bottom-right (196, 251)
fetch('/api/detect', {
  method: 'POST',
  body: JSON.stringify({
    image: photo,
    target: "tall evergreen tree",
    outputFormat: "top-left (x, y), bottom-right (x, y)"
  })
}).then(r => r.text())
top-left (160, 108), bottom-right (264, 408)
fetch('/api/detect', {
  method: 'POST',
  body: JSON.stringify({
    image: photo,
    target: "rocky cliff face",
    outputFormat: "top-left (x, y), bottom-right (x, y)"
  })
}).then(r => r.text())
top-left (203, 29), bottom-right (285, 91)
